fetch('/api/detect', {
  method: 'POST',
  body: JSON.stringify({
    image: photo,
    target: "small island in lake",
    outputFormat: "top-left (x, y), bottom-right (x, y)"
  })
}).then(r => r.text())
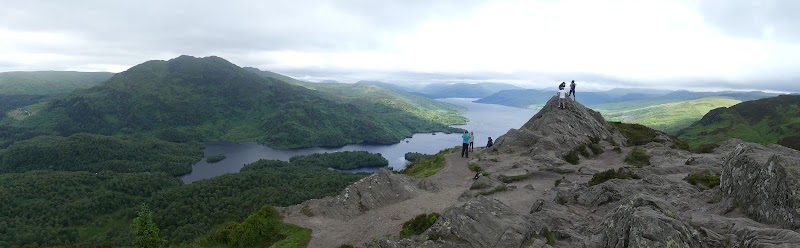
top-left (206, 154), bottom-right (227, 163)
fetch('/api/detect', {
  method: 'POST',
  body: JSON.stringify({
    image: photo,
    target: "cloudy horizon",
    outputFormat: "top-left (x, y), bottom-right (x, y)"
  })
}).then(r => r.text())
top-left (1, 0), bottom-right (799, 92)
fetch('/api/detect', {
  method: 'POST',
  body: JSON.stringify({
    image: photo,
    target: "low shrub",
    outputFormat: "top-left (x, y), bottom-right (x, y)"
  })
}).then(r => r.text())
top-left (624, 147), bottom-right (651, 167)
top-left (479, 183), bottom-right (508, 195)
top-left (400, 213), bottom-right (439, 238)
top-left (588, 168), bottom-right (640, 186)
top-left (499, 174), bottom-right (529, 183)
top-left (468, 163), bottom-right (483, 172)
top-left (685, 171), bottom-right (720, 190)
top-left (554, 179), bottom-right (562, 187)
top-left (696, 143), bottom-right (720, 153)
top-left (301, 205), bottom-right (314, 217)
top-left (577, 144), bottom-right (591, 158)
top-left (612, 146), bottom-right (622, 153)
top-left (590, 143), bottom-right (603, 156)
top-left (778, 135), bottom-right (800, 151)
top-left (610, 122), bottom-right (658, 146)
top-left (563, 151), bottom-right (579, 165)
top-left (684, 157), bottom-right (696, 165)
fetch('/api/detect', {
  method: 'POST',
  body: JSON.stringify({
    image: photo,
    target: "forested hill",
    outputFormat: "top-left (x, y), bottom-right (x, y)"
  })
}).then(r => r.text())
top-left (678, 95), bottom-right (800, 149)
top-left (245, 68), bottom-right (467, 127)
top-left (8, 55), bottom-right (459, 149)
top-left (0, 71), bottom-right (114, 95)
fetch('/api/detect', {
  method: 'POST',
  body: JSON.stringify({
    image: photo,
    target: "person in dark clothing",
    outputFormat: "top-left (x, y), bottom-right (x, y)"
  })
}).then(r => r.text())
top-left (461, 130), bottom-right (471, 158)
top-left (569, 80), bottom-right (576, 101)
top-left (487, 137), bottom-right (493, 148)
top-left (559, 81), bottom-right (566, 90)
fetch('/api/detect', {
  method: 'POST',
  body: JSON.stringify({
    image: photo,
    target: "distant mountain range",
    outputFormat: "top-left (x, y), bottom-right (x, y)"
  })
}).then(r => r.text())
top-left (417, 82), bottom-right (523, 98)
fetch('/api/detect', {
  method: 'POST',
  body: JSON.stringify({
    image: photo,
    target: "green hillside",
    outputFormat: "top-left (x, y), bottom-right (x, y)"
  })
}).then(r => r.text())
top-left (248, 69), bottom-right (467, 127)
top-left (0, 71), bottom-right (114, 95)
top-left (678, 95), bottom-right (800, 148)
top-left (4, 56), bottom-right (460, 149)
top-left (598, 97), bottom-right (741, 134)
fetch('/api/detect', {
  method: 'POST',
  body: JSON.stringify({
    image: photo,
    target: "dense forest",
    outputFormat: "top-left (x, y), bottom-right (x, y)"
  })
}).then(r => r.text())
top-left (0, 159), bottom-right (366, 246)
top-left (0, 133), bottom-right (203, 176)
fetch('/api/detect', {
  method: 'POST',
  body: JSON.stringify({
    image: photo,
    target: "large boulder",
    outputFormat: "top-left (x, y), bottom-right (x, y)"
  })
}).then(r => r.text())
top-left (494, 96), bottom-right (614, 164)
top-left (311, 168), bottom-right (420, 219)
top-left (720, 141), bottom-right (800, 228)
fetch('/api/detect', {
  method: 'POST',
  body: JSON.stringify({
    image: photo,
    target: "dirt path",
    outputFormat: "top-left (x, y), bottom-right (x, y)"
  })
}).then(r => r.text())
top-left (284, 152), bottom-right (474, 248)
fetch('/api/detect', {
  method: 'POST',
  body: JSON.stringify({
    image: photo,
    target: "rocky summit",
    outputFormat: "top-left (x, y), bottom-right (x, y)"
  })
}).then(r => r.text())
top-left (285, 96), bottom-right (800, 248)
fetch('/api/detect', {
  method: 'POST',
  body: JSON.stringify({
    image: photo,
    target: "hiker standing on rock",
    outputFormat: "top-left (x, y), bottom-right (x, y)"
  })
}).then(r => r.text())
top-left (557, 87), bottom-right (567, 110)
top-left (559, 81), bottom-right (566, 90)
top-left (461, 130), bottom-right (471, 158)
top-left (487, 137), bottom-right (493, 148)
top-left (569, 80), bottom-right (576, 101)
top-left (469, 131), bottom-right (475, 152)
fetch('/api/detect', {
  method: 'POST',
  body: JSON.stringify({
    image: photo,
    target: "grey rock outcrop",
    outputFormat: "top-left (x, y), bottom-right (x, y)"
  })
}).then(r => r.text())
top-left (600, 195), bottom-right (704, 248)
top-left (494, 96), bottom-right (615, 164)
top-left (311, 168), bottom-right (419, 219)
top-left (720, 142), bottom-right (800, 228)
top-left (374, 197), bottom-right (533, 248)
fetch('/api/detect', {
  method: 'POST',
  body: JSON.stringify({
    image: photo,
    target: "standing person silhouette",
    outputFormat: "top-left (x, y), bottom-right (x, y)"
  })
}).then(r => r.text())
top-left (469, 131), bottom-right (475, 152)
top-left (559, 81), bottom-right (566, 90)
top-left (557, 87), bottom-right (567, 109)
top-left (569, 80), bottom-right (576, 101)
top-left (461, 130), bottom-right (471, 158)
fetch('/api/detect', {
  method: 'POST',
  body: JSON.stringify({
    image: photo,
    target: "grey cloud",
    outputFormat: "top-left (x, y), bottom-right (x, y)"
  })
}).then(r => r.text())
top-left (701, 0), bottom-right (800, 42)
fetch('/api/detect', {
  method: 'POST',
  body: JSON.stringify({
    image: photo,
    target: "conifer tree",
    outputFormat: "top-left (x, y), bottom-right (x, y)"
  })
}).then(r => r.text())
top-left (131, 204), bottom-right (164, 248)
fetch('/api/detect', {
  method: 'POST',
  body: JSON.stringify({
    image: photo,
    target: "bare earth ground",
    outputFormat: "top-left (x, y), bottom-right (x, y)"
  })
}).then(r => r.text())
top-left (283, 152), bottom-right (474, 248)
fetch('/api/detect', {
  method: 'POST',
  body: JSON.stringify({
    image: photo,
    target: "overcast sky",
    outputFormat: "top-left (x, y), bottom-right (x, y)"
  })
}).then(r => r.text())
top-left (1, 0), bottom-right (798, 92)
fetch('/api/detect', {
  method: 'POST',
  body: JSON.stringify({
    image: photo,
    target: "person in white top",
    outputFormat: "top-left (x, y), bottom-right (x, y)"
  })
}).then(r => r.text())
top-left (557, 87), bottom-right (567, 109)
top-left (469, 131), bottom-right (475, 152)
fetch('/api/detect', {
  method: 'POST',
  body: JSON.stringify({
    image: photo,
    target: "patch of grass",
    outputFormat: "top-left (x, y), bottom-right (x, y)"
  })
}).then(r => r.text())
top-left (685, 171), bottom-right (721, 190)
top-left (481, 172), bottom-right (492, 177)
top-left (563, 151), bottom-right (579, 165)
top-left (624, 147), bottom-right (651, 167)
top-left (400, 213), bottom-right (439, 238)
top-left (301, 205), bottom-right (314, 217)
top-left (479, 183), bottom-right (509, 195)
top-left (206, 154), bottom-right (227, 163)
top-left (587, 168), bottom-right (640, 187)
top-left (610, 122), bottom-right (659, 146)
top-left (696, 143), bottom-right (720, 153)
top-left (470, 181), bottom-right (490, 190)
top-left (468, 163), bottom-right (483, 172)
top-left (499, 174), bottom-right (529, 183)
top-left (589, 143), bottom-right (603, 156)
top-left (402, 147), bottom-right (457, 178)
top-left (542, 167), bottom-right (575, 174)
top-left (544, 229), bottom-right (555, 245)
top-left (577, 144), bottom-right (591, 158)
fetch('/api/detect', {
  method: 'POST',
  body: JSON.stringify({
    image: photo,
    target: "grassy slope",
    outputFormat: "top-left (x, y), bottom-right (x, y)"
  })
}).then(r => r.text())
top-left (678, 95), bottom-right (800, 148)
top-left (598, 97), bottom-right (741, 134)
top-left (0, 71), bottom-right (114, 95)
